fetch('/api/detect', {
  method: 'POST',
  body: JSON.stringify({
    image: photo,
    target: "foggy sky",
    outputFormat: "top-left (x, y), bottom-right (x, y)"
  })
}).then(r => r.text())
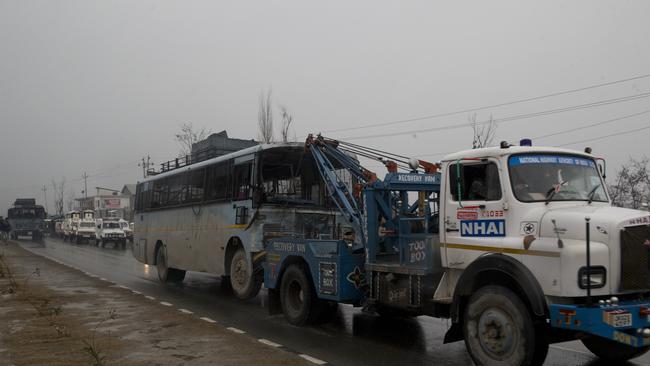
top-left (1, 1), bottom-right (649, 215)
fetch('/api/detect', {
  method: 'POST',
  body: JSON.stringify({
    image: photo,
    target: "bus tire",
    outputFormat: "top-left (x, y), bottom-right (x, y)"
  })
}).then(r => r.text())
top-left (582, 335), bottom-right (649, 361)
top-left (280, 263), bottom-right (319, 326)
top-left (463, 285), bottom-right (546, 366)
top-left (229, 248), bottom-right (261, 300)
top-left (156, 246), bottom-right (185, 283)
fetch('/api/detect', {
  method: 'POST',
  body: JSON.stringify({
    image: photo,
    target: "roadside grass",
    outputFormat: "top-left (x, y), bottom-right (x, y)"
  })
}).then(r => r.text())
top-left (82, 308), bottom-right (118, 366)
top-left (1, 249), bottom-right (116, 364)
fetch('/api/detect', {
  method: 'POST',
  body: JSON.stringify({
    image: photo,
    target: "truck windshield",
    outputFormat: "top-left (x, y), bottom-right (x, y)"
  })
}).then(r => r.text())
top-left (508, 154), bottom-right (607, 203)
top-left (103, 223), bottom-right (120, 229)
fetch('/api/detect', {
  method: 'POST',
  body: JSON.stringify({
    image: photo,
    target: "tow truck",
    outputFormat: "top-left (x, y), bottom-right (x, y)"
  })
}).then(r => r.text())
top-left (263, 135), bottom-right (650, 365)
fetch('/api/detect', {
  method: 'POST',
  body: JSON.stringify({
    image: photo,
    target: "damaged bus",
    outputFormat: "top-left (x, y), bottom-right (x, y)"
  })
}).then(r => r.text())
top-left (133, 143), bottom-right (351, 299)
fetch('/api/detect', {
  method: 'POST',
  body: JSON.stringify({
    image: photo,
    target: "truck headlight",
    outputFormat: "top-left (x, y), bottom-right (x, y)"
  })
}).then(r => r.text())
top-left (578, 266), bottom-right (606, 289)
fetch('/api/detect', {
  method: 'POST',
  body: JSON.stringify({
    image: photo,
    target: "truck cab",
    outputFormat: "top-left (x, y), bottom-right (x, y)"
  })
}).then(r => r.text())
top-left (7, 199), bottom-right (45, 241)
top-left (73, 210), bottom-right (96, 244)
top-left (95, 218), bottom-right (127, 249)
top-left (434, 141), bottom-right (650, 364)
top-left (118, 219), bottom-right (133, 243)
top-left (62, 211), bottom-right (81, 242)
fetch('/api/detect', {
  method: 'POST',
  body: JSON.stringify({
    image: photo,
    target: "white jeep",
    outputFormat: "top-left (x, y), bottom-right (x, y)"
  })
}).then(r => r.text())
top-left (95, 219), bottom-right (127, 249)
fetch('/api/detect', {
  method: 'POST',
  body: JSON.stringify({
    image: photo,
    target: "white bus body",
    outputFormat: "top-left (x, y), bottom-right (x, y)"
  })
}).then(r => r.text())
top-left (133, 143), bottom-right (346, 299)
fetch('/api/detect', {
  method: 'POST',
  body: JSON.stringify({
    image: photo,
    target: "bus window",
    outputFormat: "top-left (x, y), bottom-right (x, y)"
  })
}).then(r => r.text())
top-left (205, 161), bottom-right (231, 201)
top-left (233, 163), bottom-right (252, 201)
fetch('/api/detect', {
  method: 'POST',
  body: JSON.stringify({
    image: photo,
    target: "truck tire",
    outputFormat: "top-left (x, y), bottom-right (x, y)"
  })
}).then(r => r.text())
top-left (582, 335), bottom-right (649, 361)
top-left (463, 285), bottom-right (547, 366)
top-left (156, 247), bottom-right (186, 283)
top-left (229, 248), bottom-right (261, 300)
top-left (280, 263), bottom-right (320, 326)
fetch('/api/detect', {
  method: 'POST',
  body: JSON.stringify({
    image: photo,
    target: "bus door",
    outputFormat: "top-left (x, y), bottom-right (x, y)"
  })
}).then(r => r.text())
top-left (232, 154), bottom-right (255, 227)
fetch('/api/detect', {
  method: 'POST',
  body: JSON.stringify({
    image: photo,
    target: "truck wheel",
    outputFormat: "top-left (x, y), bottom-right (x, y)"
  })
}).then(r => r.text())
top-left (156, 247), bottom-right (186, 283)
top-left (280, 263), bottom-right (319, 326)
top-left (229, 248), bottom-right (261, 300)
top-left (582, 335), bottom-right (649, 361)
top-left (463, 285), bottom-right (547, 366)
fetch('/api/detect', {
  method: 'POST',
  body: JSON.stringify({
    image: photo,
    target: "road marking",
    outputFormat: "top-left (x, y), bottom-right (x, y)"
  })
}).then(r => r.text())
top-left (178, 308), bottom-right (193, 314)
top-left (160, 301), bottom-right (173, 306)
top-left (258, 339), bottom-right (282, 348)
top-left (131, 290), bottom-right (141, 295)
top-left (299, 354), bottom-right (327, 365)
top-left (549, 345), bottom-right (593, 357)
top-left (227, 327), bottom-right (246, 334)
top-left (300, 353), bottom-right (327, 365)
top-left (200, 317), bottom-right (217, 323)
top-left (117, 285), bottom-right (129, 290)
top-left (99, 277), bottom-right (109, 281)
top-left (145, 296), bottom-right (155, 300)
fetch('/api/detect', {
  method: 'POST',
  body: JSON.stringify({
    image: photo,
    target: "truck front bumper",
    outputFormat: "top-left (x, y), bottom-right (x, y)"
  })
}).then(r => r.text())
top-left (551, 300), bottom-right (650, 348)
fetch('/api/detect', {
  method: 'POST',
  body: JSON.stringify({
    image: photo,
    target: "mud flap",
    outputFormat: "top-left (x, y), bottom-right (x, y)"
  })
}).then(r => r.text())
top-left (444, 322), bottom-right (463, 344)
top-left (268, 288), bottom-right (282, 315)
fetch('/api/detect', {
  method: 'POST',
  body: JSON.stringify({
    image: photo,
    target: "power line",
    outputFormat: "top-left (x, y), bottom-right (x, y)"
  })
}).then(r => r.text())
top-left (533, 109), bottom-right (650, 140)
top-left (340, 92), bottom-right (650, 141)
top-left (558, 124), bottom-right (650, 147)
top-left (323, 72), bottom-right (650, 133)
top-left (382, 110), bottom-right (650, 159)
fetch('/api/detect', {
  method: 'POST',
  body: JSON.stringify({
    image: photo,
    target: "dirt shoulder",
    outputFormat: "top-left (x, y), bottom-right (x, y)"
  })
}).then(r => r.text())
top-left (0, 241), bottom-right (310, 366)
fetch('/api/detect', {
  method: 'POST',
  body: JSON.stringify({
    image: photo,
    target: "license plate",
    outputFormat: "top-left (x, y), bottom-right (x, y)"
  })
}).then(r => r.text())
top-left (605, 311), bottom-right (633, 328)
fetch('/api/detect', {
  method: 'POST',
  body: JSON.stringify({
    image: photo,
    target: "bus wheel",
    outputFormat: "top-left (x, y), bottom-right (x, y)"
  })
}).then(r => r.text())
top-left (280, 264), bottom-right (319, 326)
top-left (582, 336), bottom-right (649, 361)
top-left (156, 247), bottom-right (185, 283)
top-left (229, 248), bottom-right (261, 300)
top-left (463, 285), bottom-right (546, 366)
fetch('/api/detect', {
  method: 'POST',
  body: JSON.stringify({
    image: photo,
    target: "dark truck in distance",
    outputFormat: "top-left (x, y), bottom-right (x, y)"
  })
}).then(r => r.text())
top-left (7, 198), bottom-right (45, 241)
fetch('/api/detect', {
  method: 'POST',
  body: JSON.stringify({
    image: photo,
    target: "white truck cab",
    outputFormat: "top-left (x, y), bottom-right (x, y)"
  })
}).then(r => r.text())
top-left (95, 218), bottom-right (127, 249)
top-left (72, 210), bottom-right (96, 244)
top-left (435, 140), bottom-right (650, 364)
top-left (62, 211), bottom-right (81, 242)
top-left (118, 219), bottom-right (133, 243)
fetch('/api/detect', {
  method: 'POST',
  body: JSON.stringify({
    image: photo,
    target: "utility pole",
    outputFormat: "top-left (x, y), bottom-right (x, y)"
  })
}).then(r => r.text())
top-left (138, 156), bottom-right (153, 178)
top-left (41, 185), bottom-right (48, 214)
top-left (82, 172), bottom-right (89, 199)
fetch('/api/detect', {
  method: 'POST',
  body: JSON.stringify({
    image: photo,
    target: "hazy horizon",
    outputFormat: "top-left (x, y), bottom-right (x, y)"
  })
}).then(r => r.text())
top-left (2, 1), bottom-right (649, 214)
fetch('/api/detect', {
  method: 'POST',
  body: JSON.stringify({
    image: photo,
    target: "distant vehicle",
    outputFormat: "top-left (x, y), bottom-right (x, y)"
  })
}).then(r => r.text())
top-left (96, 218), bottom-right (127, 249)
top-left (119, 219), bottom-right (133, 242)
top-left (72, 210), bottom-right (96, 244)
top-left (7, 198), bottom-right (45, 241)
top-left (54, 220), bottom-right (63, 237)
top-left (74, 221), bottom-right (96, 244)
top-left (62, 211), bottom-right (81, 241)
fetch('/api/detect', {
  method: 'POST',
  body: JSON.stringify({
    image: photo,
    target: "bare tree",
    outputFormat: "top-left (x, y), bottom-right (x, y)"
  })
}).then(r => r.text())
top-left (258, 89), bottom-right (274, 143)
top-left (470, 114), bottom-right (497, 148)
top-left (279, 105), bottom-right (294, 143)
top-left (175, 123), bottom-right (211, 157)
top-left (51, 178), bottom-right (66, 216)
top-left (608, 157), bottom-right (650, 209)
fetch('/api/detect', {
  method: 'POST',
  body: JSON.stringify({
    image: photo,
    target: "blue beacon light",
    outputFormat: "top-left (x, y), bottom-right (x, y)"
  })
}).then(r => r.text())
top-left (520, 138), bottom-right (532, 147)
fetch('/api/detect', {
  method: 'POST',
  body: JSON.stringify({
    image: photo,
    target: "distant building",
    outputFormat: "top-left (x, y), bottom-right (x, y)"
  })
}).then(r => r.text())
top-left (191, 130), bottom-right (258, 157)
top-left (75, 186), bottom-right (132, 220)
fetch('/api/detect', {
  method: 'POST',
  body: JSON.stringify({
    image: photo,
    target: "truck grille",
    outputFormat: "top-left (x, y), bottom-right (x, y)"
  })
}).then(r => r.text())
top-left (620, 225), bottom-right (650, 291)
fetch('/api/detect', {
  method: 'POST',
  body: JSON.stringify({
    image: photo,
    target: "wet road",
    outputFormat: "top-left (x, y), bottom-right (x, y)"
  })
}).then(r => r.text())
top-left (17, 237), bottom-right (650, 366)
